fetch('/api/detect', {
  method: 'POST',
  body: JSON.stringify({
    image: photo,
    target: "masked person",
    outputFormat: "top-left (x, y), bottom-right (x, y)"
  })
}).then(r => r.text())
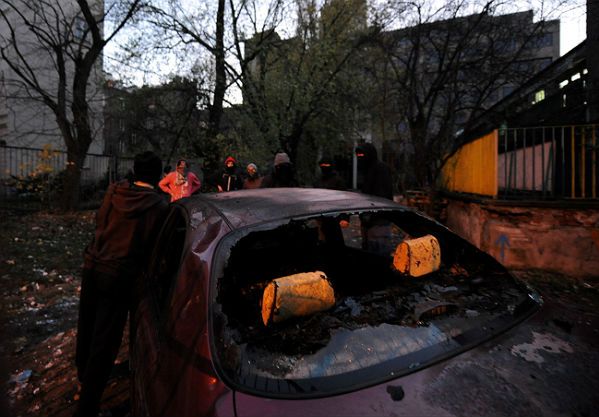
top-left (75, 151), bottom-right (169, 417)
top-left (314, 156), bottom-right (346, 190)
top-left (159, 159), bottom-right (201, 202)
top-left (243, 163), bottom-right (263, 189)
top-left (261, 152), bottom-right (297, 188)
top-left (217, 156), bottom-right (243, 192)
top-left (355, 142), bottom-right (394, 254)
top-left (355, 142), bottom-right (393, 200)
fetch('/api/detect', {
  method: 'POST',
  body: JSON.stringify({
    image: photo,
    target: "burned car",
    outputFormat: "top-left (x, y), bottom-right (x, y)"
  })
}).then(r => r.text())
top-left (131, 188), bottom-right (541, 417)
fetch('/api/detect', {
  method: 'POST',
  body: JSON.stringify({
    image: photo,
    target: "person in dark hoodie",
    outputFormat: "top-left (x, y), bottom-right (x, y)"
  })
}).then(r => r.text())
top-left (355, 143), bottom-right (394, 254)
top-left (314, 156), bottom-right (346, 190)
top-left (261, 152), bottom-right (297, 188)
top-left (355, 142), bottom-right (393, 200)
top-left (74, 151), bottom-right (169, 417)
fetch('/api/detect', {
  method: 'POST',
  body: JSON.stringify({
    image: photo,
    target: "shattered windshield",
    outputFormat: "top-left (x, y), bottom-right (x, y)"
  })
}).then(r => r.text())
top-left (210, 209), bottom-right (539, 398)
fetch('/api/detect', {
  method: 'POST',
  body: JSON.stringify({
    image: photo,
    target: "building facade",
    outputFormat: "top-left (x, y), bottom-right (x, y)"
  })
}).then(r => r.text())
top-left (0, 0), bottom-right (104, 154)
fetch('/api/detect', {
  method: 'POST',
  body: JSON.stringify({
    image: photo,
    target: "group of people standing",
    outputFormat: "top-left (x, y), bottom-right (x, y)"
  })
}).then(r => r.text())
top-left (157, 151), bottom-right (299, 201)
top-left (74, 143), bottom-right (392, 416)
top-left (157, 142), bottom-right (392, 203)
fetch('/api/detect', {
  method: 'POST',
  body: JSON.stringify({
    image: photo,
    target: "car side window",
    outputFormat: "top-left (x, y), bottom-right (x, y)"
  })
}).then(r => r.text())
top-left (147, 207), bottom-right (187, 314)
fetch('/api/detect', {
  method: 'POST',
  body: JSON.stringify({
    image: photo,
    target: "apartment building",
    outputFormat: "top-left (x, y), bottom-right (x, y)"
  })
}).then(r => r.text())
top-left (0, 0), bottom-right (104, 153)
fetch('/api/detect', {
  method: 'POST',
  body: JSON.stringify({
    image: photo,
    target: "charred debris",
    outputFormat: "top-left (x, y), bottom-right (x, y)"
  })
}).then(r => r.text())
top-left (216, 210), bottom-right (529, 357)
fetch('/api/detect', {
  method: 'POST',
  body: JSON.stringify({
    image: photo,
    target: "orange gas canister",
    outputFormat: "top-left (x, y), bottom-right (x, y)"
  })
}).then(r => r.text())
top-left (392, 234), bottom-right (441, 277)
top-left (261, 271), bottom-right (335, 326)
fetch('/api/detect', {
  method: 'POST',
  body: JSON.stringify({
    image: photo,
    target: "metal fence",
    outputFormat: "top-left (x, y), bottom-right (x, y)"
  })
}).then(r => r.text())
top-left (0, 145), bottom-right (133, 210)
top-left (498, 124), bottom-right (598, 199)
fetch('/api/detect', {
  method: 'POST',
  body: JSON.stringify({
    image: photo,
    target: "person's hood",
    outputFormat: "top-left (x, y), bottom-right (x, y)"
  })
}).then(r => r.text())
top-left (109, 181), bottom-right (166, 217)
top-left (225, 156), bottom-right (236, 165)
top-left (356, 143), bottom-right (378, 167)
top-left (274, 152), bottom-right (291, 166)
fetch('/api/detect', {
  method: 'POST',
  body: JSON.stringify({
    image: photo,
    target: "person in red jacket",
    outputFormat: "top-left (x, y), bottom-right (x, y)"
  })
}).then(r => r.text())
top-left (217, 156), bottom-right (243, 192)
top-left (74, 151), bottom-right (169, 417)
top-left (159, 159), bottom-right (201, 202)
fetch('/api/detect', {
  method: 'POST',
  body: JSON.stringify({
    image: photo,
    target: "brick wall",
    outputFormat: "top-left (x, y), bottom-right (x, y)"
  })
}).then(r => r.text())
top-left (445, 198), bottom-right (599, 277)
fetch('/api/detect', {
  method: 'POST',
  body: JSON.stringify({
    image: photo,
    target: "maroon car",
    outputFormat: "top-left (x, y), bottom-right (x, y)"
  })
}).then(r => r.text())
top-left (131, 188), bottom-right (541, 416)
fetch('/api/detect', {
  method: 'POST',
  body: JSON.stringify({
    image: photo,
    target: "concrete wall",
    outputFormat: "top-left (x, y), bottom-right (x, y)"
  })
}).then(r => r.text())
top-left (445, 198), bottom-right (599, 277)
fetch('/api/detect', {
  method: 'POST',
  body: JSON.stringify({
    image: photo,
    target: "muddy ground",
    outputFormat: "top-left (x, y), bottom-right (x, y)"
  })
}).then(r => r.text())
top-left (0, 210), bottom-right (598, 417)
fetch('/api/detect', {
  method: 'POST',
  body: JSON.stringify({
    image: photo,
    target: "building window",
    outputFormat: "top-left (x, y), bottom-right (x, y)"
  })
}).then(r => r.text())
top-left (571, 72), bottom-right (581, 81)
top-left (559, 79), bottom-right (569, 89)
top-left (532, 89), bottom-right (545, 105)
top-left (562, 93), bottom-right (567, 108)
top-left (74, 16), bottom-right (88, 41)
top-left (535, 33), bottom-right (553, 48)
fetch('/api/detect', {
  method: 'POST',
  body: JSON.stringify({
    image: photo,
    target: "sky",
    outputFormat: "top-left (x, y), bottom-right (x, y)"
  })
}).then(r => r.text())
top-left (559, 5), bottom-right (587, 55)
top-left (103, 1), bottom-right (588, 93)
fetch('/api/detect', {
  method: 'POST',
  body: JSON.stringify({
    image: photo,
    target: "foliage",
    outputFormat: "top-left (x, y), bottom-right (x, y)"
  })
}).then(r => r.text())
top-left (4, 145), bottom-right (64, 203)
top-left (101, 0), bottom-right (580, 192)
top-left (237, 0), bottom-right (371, 184)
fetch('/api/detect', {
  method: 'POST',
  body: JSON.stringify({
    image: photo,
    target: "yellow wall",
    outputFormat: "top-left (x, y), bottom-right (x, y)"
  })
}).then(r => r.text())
top-left (440, 130), bottom-right (498, 197)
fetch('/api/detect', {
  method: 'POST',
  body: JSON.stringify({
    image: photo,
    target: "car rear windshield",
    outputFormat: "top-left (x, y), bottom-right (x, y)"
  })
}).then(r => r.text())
top-left (210, 209), bottom-right (540, 398)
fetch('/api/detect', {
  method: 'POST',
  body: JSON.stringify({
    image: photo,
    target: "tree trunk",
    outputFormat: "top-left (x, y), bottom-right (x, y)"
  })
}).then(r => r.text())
top-left (61, 150), bottom-right (85, 211)
top-left (207, 0), bottom-right (226, 143)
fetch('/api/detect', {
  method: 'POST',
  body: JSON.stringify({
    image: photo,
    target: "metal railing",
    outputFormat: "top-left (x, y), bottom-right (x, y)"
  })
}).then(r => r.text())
top-left (0, 145), bottom-right (133, 210)
top-left (498, 124), bottom-right (598, 199)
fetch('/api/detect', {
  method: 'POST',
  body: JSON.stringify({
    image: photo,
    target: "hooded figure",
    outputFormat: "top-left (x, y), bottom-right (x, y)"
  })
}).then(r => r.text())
top-left (75, 151), bottom-right (169, 417)
top-left (355, 143), bottom-right (393, 200)
top-left (261, 152), bottom-right (297, 188)
top-left (217, 156), bottom-right (243, 192)
top-left (314, 156), bottom-right (346, 190)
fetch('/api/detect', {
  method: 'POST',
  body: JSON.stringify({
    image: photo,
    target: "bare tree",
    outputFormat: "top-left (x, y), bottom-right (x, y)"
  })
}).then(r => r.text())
top-left (0, 0), bottom-right (143, 210)
top-left (125, 0), bottom-right (290, 173)
top-left (369, 0), bottom-right (568, 189)
top-left (107, 0), bottom-right (368, 180)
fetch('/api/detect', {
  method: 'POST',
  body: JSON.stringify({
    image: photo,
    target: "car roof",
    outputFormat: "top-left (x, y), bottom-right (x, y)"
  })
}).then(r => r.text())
top-left (177, 188), bottom-right (402, 230)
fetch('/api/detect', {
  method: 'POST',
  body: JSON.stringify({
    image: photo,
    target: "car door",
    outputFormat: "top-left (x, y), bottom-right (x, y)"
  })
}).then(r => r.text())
top-left (131, 206), bottom-right (188, 416)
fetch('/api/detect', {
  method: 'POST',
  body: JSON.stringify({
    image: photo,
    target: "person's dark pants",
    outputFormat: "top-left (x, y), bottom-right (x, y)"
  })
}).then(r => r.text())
top-left (75, 268), bottom-right (130, 417)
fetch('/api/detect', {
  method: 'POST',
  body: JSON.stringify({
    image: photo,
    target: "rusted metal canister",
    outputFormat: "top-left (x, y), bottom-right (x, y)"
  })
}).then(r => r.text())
top-left (261, 271), bottom-right (335, 326)
top-left (392, 234), bottom-right (441, 277)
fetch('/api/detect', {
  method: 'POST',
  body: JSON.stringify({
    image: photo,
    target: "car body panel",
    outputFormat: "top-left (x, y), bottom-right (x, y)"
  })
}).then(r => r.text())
top-left (189, 188), bottom-right (402, 230)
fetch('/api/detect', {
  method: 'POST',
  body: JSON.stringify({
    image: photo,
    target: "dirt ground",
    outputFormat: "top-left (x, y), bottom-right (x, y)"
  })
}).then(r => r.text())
top-left (0, 210), bottom-right (597, 417)
top-left (0, 210), bottom-right (129, 417)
